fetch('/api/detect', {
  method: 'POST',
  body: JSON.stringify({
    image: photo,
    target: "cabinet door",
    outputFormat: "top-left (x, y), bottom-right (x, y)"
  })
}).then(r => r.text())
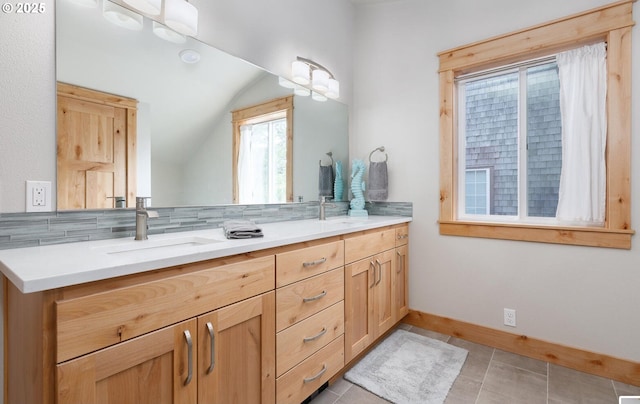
top-left (394, 245), bottom-right (409, 321)
top-left (373, 249), bottom-right (394, 338)
top-left (57, 319), bottom-right (197, 404)
top-left (344, 258), bottom-right (375, 362)
top-left (198, 292), bottom-right (276, 404)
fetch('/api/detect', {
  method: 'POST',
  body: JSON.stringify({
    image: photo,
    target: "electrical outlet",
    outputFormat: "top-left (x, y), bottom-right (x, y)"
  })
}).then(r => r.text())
top-left (504, 308), bottom-right (516, 327)
top-left (26, 181), bottom-right (52, 212)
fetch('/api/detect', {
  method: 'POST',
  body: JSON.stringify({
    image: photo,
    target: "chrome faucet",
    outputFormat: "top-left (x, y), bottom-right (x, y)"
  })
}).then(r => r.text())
top-left (135, 197), bottom-right (159, 240)
top-left (319, 196), bottom-right (336, 221)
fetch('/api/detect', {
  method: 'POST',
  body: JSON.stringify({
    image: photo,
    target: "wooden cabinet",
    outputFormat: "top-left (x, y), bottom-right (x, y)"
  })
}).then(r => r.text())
top-left (7, 254), bottom-right (276, 404)
top-left (275, 240), bottom-right (345, 404)
top-left (344, 225), bottom-right (409, 363)
top-left (5, 222), bottom-right (408, 404)
top-left (57, 319), bottom-right (197, 404)
top-left (394, 224), bottom-right (410, 321)
top-left (197, 292), bottom-right (275, 404)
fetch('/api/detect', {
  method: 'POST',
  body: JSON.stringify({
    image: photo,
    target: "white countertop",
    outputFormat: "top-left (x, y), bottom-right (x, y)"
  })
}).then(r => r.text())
top-left (0, 216), bottom-right (411, 294)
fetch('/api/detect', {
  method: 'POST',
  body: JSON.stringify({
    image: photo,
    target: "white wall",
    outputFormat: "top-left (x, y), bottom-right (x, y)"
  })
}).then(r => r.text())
top-left (352, 0), bottom-right (640, 361)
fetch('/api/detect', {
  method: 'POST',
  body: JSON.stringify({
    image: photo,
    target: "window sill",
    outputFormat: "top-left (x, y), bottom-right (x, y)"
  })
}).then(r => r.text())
top-left (439, 220), bottom-right (634, 249)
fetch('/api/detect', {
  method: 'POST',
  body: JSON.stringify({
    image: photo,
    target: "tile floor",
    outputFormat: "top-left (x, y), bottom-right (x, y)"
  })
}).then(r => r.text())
top-left (310, 324), bottom-right (640, 404)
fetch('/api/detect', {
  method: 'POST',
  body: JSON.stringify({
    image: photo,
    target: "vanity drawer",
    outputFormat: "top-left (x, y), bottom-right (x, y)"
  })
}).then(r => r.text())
top-left (56, 255), bottom-right (275, 363)
top-left (276, 335), bottom-right (344, 404)
top-left (276, 301), bottom-right (344, 377)
top-left (276, 240), bottom-right (344, 287)
top-left (395, 224), bottom-right (409, 246)
top-left (344, 228), bottom-right (396, 264)
top-left (276, 267), bottom-right (344, 332)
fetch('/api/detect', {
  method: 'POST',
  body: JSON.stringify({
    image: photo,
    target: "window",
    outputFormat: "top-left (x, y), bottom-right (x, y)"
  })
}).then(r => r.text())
top-left (438, 1), bottom-right (634, 249)
top-left (458, 60), bottom-right (561, 222)
top-left (465, 168), bottom-right (491, 215)
top-left (232, 96), bottom-right (293, 204)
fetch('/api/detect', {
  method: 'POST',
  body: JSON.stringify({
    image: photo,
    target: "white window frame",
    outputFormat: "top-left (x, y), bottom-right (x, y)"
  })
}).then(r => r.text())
top-left (463, 167), bottom-right (491, 216)
top-left (456, 59), bottom-right (559, 225)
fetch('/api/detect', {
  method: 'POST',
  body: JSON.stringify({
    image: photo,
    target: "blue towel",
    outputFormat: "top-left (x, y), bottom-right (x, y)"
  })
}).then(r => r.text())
top-left (367, 161), bottom-right (388, 201)
top-left (319, 165), bottom-right (334, 198)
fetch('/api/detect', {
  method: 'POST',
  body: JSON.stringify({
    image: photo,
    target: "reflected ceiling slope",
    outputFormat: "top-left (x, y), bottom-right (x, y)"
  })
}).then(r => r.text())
top-left (56, 0), bottom-right (265, 164)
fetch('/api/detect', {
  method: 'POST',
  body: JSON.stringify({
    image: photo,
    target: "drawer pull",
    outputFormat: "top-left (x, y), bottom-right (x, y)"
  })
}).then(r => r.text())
top-left (303, 327), bottom-right (327, 343)
top-left (183, 330), bottom-right (193, 386)
top-left (375, 259), bottom-right (382, 285)
top-left (397, 234), bottom-right (408, 239)
top-left (302, 257), bottom-right (327, 267)
top-left (303, 290), bottom-right (327, 303)
top-left (303, 364), bottom-right (327, 383)
top-left (206, 322), bottom-right (215, 374)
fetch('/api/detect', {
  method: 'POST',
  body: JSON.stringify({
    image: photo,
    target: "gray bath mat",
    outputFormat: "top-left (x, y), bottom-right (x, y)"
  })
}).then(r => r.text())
top-left (344, 329), bottom-right (468, 404)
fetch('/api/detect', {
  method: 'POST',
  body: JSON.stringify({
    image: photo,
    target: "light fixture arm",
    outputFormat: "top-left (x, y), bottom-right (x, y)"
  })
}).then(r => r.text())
top-left (296, 56), bottom-right (336, 79)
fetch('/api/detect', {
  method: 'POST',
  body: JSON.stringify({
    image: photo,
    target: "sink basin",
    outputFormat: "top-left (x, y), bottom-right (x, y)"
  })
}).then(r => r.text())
top-left (93, 236), bottom-right (223, 256)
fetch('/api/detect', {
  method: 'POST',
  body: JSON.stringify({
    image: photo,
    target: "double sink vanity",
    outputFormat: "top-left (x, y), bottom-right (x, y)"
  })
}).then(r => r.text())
top-left (0, 215), bottom-right (410, 404)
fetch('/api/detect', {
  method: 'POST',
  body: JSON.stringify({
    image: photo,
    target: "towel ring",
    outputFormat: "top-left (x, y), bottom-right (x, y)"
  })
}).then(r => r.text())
top-left (369, 146), bottom-right (388, 163)
top-left (319, 151), bottom-right (334, 167)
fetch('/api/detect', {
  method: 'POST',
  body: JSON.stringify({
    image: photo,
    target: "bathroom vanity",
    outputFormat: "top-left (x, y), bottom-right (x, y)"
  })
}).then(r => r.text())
top-left (0, 216), bottom-right (410, 404)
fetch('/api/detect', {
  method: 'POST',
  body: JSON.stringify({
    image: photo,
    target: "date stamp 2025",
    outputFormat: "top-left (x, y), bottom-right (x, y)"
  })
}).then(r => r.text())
top-left (2, 2), bottom-right (46, 13)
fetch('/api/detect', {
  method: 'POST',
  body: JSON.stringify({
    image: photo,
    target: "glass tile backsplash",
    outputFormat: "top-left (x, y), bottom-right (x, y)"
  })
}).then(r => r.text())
top-left (0, 201), bottom-right (412, 250)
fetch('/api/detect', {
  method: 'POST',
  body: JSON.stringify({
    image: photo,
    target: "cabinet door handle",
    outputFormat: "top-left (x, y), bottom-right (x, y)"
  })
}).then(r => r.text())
top-left (303, 327), bottom-right (327, 343)
top-left (303, 290), bottom-right (327, 303)
top-left (303, 364), bottom-right (327, 383)
top-left (303, 257), bottom-right (327, 267)
top-left (183, 330), bottom-right (193, 386)
top-left (397, 251), bottom-right (403, 274)
top-left (369, 261), bottom-right (376, 288)
top-left (375, 259), bottom-right (382, 285)
top-left (206, 322), bottom-right (215, 374)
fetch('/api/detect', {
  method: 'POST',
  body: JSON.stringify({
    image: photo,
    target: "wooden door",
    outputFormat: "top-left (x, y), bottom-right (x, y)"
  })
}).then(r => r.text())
top-left (394, 245), bottom-right (409, 322)
top-left (56, 319), bottom-right (197, 404)
top-left (373, 249), bottom-right (394, 338)
top-left (198, 292), bottom-right (276, 404)
top-left (57, 83), bottom-right (137, 209)
top-left (344, 258), bottom-right (375, 363)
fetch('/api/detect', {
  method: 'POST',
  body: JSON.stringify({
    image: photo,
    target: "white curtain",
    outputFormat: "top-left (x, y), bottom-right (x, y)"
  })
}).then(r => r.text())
top-left (237, 125), bottom-right (253, 204)
top-left (555, 42), bottom-right (607, 225)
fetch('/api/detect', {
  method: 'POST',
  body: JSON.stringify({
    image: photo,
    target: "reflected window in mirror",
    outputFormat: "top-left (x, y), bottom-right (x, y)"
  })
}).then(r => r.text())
top-left (232, 96), bottom-right (293, 204)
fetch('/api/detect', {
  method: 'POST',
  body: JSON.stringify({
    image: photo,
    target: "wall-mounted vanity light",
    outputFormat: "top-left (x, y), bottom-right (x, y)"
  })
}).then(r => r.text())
top-left (287, 56), bottom-right (340, 100)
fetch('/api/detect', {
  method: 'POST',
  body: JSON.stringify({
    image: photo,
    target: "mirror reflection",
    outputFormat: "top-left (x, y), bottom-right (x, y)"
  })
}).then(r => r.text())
top-left (56, 0), bottom-right (348, 209)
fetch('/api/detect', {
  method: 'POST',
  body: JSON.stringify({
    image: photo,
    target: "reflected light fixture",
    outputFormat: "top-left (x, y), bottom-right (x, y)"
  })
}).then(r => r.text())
top-left (103, 0), bottom-right (143, 30)
top-left (294, 85), bottom-right (310, 97)
top-left (123, 0), bottom-right (160, 16)
top-left (287, 56), bottom-right (340, 100)
top-left (164, 0), bottom-right (198, 37)
top-left (312, 91), bottom-right (327, 102)
top-left (153, 21), bottom-right (186, 43)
